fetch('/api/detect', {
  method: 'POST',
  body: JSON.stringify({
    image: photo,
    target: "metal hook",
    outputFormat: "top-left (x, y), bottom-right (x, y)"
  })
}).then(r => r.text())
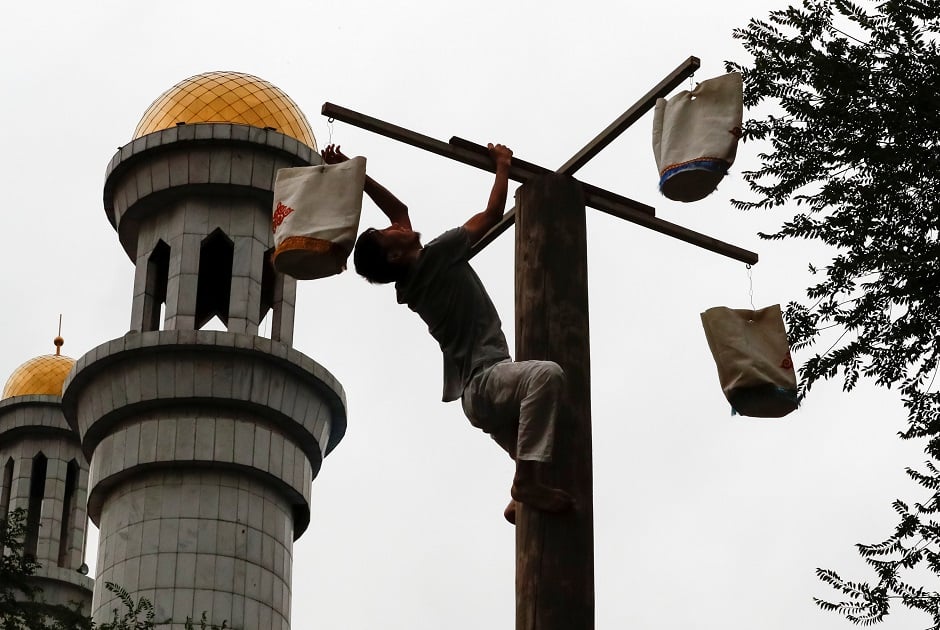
top-left (746, 264), bottom-right (756, 313)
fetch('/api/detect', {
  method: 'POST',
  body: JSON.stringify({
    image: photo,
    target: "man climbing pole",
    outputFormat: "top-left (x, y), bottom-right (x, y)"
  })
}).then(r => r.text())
top-left (321, 143), bottom-right (574, 523)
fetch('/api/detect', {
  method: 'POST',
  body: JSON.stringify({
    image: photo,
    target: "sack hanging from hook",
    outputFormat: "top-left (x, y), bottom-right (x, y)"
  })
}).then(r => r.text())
top-left (652, 72), bottom-right (743, 202)
top-left (700, 304), bottom-right (798, 418)
top-left (271, 157), bottom-right (367, 280)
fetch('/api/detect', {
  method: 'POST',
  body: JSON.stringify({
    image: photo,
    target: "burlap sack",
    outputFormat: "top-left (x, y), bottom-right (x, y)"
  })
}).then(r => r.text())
top-left (700, 304), bottom-right (798, 418)
top-left (652, 72), bottom-right (743, 202)
top-left (271, 156), bottom-right (367, 280)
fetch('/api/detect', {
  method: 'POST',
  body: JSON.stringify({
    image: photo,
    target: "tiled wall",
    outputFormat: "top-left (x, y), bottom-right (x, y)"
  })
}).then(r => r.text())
top-left (62, 330), bottom-right (347, 629)
top-left (0, 397), bottom-right (94, 609)
top-left (94, 469), bottom-right (293, 630)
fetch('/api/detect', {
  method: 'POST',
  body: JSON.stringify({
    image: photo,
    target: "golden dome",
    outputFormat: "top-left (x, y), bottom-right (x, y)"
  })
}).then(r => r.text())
top-left (133, 71), bottom-right (316, 149)
top-left (3, 353), bottom-right (75, 399)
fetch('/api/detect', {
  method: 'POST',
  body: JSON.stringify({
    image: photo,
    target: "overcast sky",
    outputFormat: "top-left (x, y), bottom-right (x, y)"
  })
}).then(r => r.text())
top-left (0, 1), bottom-right (927, 629)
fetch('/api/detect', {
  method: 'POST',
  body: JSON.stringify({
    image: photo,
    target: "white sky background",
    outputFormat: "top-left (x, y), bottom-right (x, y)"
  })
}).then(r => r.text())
top-left (0, 1), bottom-right (929, 628)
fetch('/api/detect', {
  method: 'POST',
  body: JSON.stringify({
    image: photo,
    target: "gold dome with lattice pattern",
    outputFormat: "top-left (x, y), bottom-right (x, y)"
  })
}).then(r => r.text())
top-left (133, 71), bottom-right (316, 150)
top-left (3, 346), bottom-right (75, 399)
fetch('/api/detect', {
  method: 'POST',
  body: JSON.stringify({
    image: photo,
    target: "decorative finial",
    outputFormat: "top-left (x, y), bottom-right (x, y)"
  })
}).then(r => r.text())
top-left (54, 314), bottom-right (64, 356)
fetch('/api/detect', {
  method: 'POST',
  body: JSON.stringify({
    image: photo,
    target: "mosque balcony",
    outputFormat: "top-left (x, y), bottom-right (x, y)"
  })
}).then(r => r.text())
top-left (103, 123), bottom-right (318, 263)
top-left (0, 396), bottom-right (79, 445)
top-left (60, 329), bottom-right (347, 539)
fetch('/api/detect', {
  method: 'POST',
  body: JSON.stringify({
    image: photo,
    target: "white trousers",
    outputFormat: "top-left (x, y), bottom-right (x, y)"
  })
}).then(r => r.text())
top-left (460, 359), bottom-right (564, 462)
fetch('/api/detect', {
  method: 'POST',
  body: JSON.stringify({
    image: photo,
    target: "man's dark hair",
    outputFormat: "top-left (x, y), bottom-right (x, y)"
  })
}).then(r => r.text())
top-left (353, 228), bottom-right (404, 284)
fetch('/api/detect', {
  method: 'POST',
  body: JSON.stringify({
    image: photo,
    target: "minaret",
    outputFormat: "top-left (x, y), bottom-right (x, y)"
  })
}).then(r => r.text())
top-left (0, 333), bottom-right (94, 613)
top-left (61, 72), bottom-right (347, 630)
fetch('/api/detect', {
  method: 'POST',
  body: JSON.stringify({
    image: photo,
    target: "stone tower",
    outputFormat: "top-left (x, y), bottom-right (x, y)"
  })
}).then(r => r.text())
top-left (61, 72), bottom-right (347, 630)
top-left (0, 337), bottom-right (94, 613)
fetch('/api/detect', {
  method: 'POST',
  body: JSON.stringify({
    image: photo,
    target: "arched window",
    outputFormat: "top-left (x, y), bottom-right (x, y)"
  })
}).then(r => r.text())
top-left (0, 457), bottom-right (13, 519)
top-left (25, 452), bottom-right (47, 559)
top-left (195, 229), bottom-right (234, 329)
top-left (260, 246), bottom-right (276, 324)
top-left (57, 459), bottom-right (79, 567)
top-left (144, 240), bottom-right (170, 332)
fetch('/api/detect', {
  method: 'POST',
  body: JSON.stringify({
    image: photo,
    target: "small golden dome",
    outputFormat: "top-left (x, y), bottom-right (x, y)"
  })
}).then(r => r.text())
top-left (3, 353), bottom-right (75, 399)
top-left (133, 71), bottom-right (316, 149)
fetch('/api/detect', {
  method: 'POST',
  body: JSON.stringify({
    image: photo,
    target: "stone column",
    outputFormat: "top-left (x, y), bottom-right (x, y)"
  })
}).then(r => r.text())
top-left (105, 124), bottom-right (313, 340)
top-left (62, 331), bottom-right (346, 630)
top-left (0, 396), bottom-right (94, 612)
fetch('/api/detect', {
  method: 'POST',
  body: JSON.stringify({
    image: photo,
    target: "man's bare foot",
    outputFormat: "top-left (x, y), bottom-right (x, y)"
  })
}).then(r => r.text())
top-left (510, 481), bottom-right (574, 513)
top-left (504, 500), bottom-right (517, 525)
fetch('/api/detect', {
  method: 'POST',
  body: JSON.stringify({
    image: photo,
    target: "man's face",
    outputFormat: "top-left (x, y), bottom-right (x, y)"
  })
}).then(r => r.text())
top-left (379, 223), bottom-right (421, 253)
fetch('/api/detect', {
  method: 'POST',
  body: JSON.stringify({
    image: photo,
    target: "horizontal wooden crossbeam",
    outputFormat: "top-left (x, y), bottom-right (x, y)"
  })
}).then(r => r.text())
top-left (559, 55), bottom-right (701, 176)
top-left (321, 103), bottom-right (654, 221)
top-left (453, 138), bottom-right (759, 265)
top-left (469, 56), bottom-right (703, 254)
top-left (448, 136), bottom-right (655, 220)
top-left (323, 102), bottom-right (536, 182)
top-left (321, 57), bottom-right (759, 265)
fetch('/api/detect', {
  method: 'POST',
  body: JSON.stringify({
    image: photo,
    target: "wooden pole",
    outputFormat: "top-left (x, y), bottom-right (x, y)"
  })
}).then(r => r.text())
top-left (515, 173), bottom-right (593, 630)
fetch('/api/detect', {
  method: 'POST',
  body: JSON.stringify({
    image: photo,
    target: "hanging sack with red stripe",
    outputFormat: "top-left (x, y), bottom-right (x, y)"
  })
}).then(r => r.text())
top-left (272, 156), bottom-right (367, 280)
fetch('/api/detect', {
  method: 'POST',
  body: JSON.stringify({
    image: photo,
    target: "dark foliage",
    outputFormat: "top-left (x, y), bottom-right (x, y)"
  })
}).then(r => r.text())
top-left (1, 510), bottom-right (230, 629)
top-left (727, 0), bottom-right (940, 625)
top-left (0, 509), bottom-right (91, 630)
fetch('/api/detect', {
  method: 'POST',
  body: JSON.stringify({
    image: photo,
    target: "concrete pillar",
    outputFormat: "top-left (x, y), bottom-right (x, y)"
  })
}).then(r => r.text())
top-left (0, 396), bottom-right (94, 612)
top-left (84, 123), bottom-right (343, 629)
top-left (62, 331), bottom-right (346, 629)
top-left (107, 124), bottom-right (314, 338)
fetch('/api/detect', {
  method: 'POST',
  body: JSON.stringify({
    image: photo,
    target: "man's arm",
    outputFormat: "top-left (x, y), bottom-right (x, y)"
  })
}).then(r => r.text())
top-left (321, 144), bottom-right (411, 229)
top-left (463, 143), bottom-right (512, 246)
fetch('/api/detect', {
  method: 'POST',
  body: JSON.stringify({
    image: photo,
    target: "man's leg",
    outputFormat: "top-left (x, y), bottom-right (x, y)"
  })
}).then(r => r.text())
top-left (464, 368), bottom-right (521, 523)
top-left (469, 360), bottom-right (574, 516)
